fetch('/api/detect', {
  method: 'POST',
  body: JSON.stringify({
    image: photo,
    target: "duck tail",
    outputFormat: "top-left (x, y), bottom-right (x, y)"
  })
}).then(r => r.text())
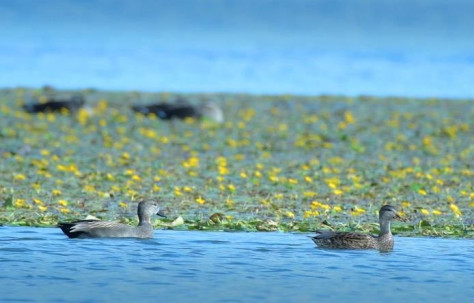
top-left (57, 222), bottom-right (82, 238)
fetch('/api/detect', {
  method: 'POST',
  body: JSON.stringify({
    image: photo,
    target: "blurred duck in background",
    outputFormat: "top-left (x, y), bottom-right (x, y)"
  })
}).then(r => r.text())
top-left (132, 96), bottom-right (223, 123)
top-left (22, 94), bottom-right (85, 113)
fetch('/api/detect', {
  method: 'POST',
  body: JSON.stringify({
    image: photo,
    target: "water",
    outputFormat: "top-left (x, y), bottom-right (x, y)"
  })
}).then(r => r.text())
top-left (1, 0), bottom-right (474, 98)
top-left (0, 227), bottom-right (473, 303)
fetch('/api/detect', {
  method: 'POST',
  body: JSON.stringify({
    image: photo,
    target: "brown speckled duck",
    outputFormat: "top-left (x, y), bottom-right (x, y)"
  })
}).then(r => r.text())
top-left (311, 205), bottom-right (403, 251)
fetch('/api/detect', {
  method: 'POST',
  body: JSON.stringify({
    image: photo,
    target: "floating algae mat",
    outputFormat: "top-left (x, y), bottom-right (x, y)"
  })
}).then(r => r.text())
top-left (0, 88), bottom-right (473, 237)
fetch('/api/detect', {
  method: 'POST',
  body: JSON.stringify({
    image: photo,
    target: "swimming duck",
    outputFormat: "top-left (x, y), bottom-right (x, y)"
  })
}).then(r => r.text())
top-left (311, 205), bottom-right (403, 251)
top-left (58, 201), bottom-right (166, 239)
top-left (131, 100), bottom-right (223, 123)
top-left (22, 94), bottom-right (85, 113)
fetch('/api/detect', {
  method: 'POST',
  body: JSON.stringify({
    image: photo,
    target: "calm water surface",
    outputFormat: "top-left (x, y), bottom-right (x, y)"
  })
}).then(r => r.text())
top-left (0, 227), bottom-right (473, 303)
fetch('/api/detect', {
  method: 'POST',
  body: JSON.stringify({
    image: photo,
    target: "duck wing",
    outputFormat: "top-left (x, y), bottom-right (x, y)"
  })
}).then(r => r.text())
top-left (312, 230), bottom-right (377, 249)
top-left (58, 220), bottom-right (133, 238)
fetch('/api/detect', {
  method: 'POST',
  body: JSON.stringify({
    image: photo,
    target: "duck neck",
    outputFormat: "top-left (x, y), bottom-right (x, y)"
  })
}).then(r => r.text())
top-left (138, 215), bottom-right (152, 227)
top-left (379, 219), bottom-right (391, 236)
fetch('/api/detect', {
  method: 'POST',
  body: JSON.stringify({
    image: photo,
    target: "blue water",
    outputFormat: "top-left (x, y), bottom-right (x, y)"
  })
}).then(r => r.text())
top-left (1, 0), bottom-right (474, 98)
top-left (0, 227), bottom-right (473, 303)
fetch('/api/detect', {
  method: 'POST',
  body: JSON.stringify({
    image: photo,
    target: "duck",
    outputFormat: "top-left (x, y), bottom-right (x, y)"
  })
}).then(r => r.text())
top-left (23, 94), bottom-right (85, 113)
top-left (131, 99), bottom-right (223, 123)
top-left (311, 205), bottom-right (403, 251)
top-left (58, 200), bottom-right (166, 239)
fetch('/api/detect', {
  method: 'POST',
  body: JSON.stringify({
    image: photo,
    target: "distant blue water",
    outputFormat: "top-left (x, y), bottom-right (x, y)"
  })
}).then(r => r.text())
top-left (1, 0), bottom-right (474, 97)
top-left (0, 227), bottom-right (473, 303)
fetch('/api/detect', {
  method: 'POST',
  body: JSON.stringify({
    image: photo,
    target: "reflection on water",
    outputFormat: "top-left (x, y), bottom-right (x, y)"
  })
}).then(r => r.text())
top-left (0, 227), bottom-right (473, 303)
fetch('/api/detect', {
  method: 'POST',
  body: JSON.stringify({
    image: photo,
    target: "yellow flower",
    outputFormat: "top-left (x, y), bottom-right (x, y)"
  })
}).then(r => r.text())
top-left (303, 210), bottom-right (320, 218)
top-left (14, 199), bottom-right (28, 208)
top-left (344, 111), bottom-right (355, 124)
top-left (127, 189), bottom-right (137, 197)
top-left (240, 172), bottom-right (248, 179)
top-left (58, 199), bottom-right (68, 206)
top-left (38, 205), bottom-right (47, 212)
top-left (254, 171), bottom-right (262, 178)
top-left (124, 169), bottom-right (135, 176)
top-left (288, 178), bottom-right (298, 184)
top-left (333, 189), bottom-right (343, 196)
top-left (131, 175), bottom-right (142, 182)
top-left (119, 201), bottom-right (128, 208)
top-left (350, 207), bottom-right (366, 216)
top-left (311, 201), bottom-right (331, 211)
top-left (52, 189), bottom-right (62, 196)
top-left (227, 184), bottom-right (236, 192)
top-left (60, 207), bottom-right (70, 214)
top-left (33, 198), bottom-right (44, 205)
top-left (183, 186), bottom-right (192, 192)
top-left (420, 209), bottom-right (430, 215)
top-left (285, 211), bottom-right (295, 218)
top-left (195, 197), bottom-right (205, 205)
top-left (402, 201), bottom-right (411, 208)
top-left (269, 175), bottom-right (279, 183)
top-left (304, 176), bottom-right (313, 183)
top-left (218, 166), bottom-right (228, 175)
top-left (14, 174), bottom-right (27, 180)
top-left (418, 189), bottom-right (427, 196)
top-left (422, 136), bottom-right (432, 146)
top-left (449, 203), bottom-right (462, 217)
top-left (182, 156), bottom-right (199, 168)
top-left (333, 206), bottom-right (342, 212)
top-left (303, 191), bottom-right (317, 197)
top-left (432, 209), bottom-right (442, 216)
top-left (432, 186), bottom-right (441, 194)
top-left (84, 185), bottom-right (95, 192)
top-left (174, 187), bottom-right (183, 196)
top-left (153, 184), bottom-right (161, 192)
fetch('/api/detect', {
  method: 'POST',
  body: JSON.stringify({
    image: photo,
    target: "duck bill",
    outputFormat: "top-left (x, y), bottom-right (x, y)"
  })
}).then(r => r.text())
top-left (156, 209), bottom-right (167, 218)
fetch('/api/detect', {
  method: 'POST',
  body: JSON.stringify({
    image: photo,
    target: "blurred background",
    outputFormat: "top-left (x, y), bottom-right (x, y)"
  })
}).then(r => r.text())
top-left (0, 0), bottom-right (473, 98)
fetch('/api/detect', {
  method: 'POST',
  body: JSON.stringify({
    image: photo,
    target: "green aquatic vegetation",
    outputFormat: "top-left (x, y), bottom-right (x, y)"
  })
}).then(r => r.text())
top-left (0, 88), bottom-right (473, 238)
